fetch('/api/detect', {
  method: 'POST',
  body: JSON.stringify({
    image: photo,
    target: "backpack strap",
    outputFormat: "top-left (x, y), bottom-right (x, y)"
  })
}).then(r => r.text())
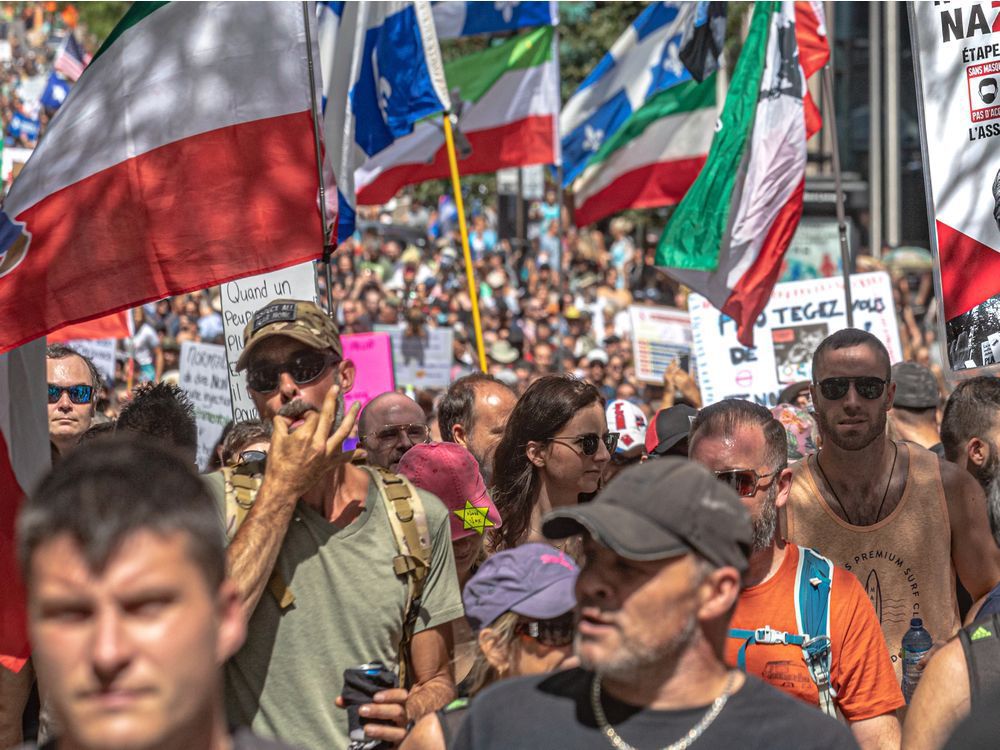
top-left (795, 546), bottom-right (836, 718)
top-left (959, 612), bottom-right (1000, 710)
top-left (222, 463), bottom-right (295, 611)
top-left (363, 465), bottom-right (433, 689)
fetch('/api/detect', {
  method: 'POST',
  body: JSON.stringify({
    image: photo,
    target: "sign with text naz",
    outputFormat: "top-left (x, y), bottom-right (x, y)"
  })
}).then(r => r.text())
top-left (688, 272), bottom-right (903, 407)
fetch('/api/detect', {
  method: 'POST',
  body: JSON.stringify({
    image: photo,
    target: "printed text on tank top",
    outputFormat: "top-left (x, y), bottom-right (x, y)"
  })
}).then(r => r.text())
top-left (810, 441), bottom-right (911, 527)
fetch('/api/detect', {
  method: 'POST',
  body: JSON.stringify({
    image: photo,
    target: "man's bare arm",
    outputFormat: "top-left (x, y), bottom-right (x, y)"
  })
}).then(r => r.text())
top-left (943, 461), bottom-right (1000, 601)
top-left (901, 637), bottom-right (970, 750)
top-left (227, 386), bottom-right (359, 623)
top-left (405, 622), bottom-right (458, 720)
top-left (850, 713), bottom-right (900, 750)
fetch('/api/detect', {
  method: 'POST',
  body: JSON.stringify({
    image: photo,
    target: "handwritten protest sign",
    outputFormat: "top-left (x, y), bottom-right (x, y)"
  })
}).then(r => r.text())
top-left (342, 333), bottom-right (395, 411)
top-left (688, 272), bottom-right (902, 407)
top-left (374, 324), bottom-right (453, 388)
top-left (179, 342), bottom-right (232, 471)
top-left (220, 262), bottom-right (319, 422)
top-left (64, 338), bottom-right (116, 385)
top-left (627, 306), bottom-right (692, 384)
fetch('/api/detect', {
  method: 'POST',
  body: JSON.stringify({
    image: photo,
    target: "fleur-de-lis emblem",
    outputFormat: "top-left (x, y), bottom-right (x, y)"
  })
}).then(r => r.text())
top-left (494, 1), bottom-right (517, 23)
top-left (662, 41), bottom-right (684, 77)
top-left (378, 76), bottom-right (392, 120)
top-left (583, 124), bottom-right (604, 152)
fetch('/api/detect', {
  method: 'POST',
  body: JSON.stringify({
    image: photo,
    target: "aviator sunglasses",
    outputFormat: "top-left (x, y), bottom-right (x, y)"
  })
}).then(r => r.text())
top-left (714, 468), bottom-right (781, 497)
top-left (549, 431), bottom-right (619, 456)
top-left (246, 351), bottom-right (340, 393)
top-left (47, 384), bottom-right (94, 405)
top-left (516, 611), bottom-right (576, 648)
top-left (815, 376), bottom-right (888, 401)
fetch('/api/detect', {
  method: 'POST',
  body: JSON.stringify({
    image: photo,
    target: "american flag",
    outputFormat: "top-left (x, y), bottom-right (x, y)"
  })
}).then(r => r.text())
top-left (53, 33), bottom-right (87, 81)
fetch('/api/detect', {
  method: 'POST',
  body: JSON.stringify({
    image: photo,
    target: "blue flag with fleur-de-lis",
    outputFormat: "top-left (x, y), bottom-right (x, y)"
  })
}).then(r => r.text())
top-left (317, 1), bottom-right (451, 241)
top-left (560, 2), bottom-right (705, 187)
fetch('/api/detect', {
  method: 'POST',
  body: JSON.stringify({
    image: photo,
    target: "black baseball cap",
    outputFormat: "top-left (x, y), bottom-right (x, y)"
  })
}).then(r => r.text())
top-left (542, 457), bottom-right (752, 572)
top-left (645, 404), bottom-right (698, 456)
top-left (891, 362), bottom-right (938, 409)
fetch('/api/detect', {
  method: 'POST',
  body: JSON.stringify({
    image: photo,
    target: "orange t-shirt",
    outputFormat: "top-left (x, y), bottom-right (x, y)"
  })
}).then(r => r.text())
top-left (725, 543), bottom-right (904, 721)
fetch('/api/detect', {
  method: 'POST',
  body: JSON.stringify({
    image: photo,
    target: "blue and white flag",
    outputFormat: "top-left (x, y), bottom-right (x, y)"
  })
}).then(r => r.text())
top-left (8, 112), bottom-right (40, 143)
top-left (39, 73), bottom-right (71, 111)
top-left (318, 1), bottom-right (451, 241)
top-left (679, 2), bottom-right (727, 82)
top-left (432, 1), bottom-right (558, 39)
top-left (560, 2), bottom-right (698, 187)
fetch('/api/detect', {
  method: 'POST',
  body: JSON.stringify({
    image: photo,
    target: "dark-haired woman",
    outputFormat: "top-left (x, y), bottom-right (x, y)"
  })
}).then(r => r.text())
top-left (488, 375), bottom-right (614, 552)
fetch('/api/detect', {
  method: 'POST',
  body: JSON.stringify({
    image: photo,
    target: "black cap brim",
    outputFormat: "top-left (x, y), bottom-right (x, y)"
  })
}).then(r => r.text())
top-left (542, 504), bottom-right (690, 562)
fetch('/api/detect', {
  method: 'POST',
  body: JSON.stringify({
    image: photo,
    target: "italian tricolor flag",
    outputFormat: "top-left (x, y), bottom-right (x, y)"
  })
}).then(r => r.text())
top-left (356, 24), bottom-right (558, 204)
top-left (0, 2), bottom-right (329, 353)
top-left (657, 1), bottom-right (828, 347)
top-left (570, 74), bottom-right (717, 227)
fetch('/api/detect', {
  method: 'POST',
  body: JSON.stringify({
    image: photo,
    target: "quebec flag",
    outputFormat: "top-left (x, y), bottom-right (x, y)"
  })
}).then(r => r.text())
top-left (39, 73), bottom-right (71, 111)
top-left (432, 1), bottom-right (558, 39)
top-left (317, 1), bottom-right (451, 241)
top-left (560, 2), bottom-right (698, 187)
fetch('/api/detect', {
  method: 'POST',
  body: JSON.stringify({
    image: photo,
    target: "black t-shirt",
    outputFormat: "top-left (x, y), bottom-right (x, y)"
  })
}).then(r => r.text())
top-left (22, 727), bottom-right (304, 750)
top-left (453, 669), bottom-right (858, 750)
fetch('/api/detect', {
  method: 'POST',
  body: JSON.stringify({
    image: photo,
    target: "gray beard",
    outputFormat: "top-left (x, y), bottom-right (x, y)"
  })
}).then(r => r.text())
top-left (576, 610), bottom-right (698, 681)
top-left (983, 452), bottom-right (1000, 547)
top-left (752, 482), bottom-right (780, 553)
top-left (276, 396), bottom-right (346, 434)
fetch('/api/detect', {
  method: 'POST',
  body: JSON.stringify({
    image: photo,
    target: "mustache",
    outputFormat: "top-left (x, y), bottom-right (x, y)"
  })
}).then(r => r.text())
top-left (277, 400), bottom-right (319, 421)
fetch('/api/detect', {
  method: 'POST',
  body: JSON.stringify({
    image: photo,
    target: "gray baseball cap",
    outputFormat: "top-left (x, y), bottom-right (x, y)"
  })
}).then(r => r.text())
top-left (543, 457), bottom-right (752, 572)
top-left (891, 362), bottom-right (939, 409)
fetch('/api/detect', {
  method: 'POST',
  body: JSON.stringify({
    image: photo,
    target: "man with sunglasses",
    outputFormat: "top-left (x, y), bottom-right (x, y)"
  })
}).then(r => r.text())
top-left (359, 391), bottom-right (430, 472)
top-left (785, 328), bottom-right (1000, 680)
top-left (46, 344), bottom-right (102, 458)
top-left (689, 399), bottom-right (902, 749)
top-left (222, 299), bottom-right (464, 750)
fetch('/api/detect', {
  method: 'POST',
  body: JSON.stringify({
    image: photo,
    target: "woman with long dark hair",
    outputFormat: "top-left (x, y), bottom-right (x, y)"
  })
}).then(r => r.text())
top-left (488, 375), bottom-right (614, 552)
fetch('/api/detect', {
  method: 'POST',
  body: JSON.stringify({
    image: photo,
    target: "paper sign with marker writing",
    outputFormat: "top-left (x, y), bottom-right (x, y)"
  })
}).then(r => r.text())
top-left (179, 341), bottom-right (232, 471)
top-left (374, 324), bottom-right (453, 388)
top-left (220, 262), bottom-right (319, 422)
top-left (342, 332), bottom-right (395, 411)
top-left (628, 306), bottom-right (692, 384)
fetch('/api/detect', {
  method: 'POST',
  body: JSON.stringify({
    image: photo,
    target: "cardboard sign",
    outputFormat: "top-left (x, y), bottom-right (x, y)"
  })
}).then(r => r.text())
top-left (64, 338), bottom-right (116, 385)
top-left (688, 272), bottom-right (903, 407)
top-left (627, 306), bottom-right (692, 384)
top-left (374, 324), bottom-right (453, 388)
top-left (342, 333), bottom-right (395, 411)
top-left (220, 262), bottom-right (319, 422)
top-left (179, 342), bottom-right (232, 471)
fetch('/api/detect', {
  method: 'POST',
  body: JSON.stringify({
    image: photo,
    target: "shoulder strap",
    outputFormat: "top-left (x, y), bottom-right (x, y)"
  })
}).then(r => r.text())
top-left (363, 465), bottom-right (433, 688)
top-left (960, 612), bottom-right (1000, 709)
top-left (222, 464), bottom-right (295, 611)
top-left (437, 698), bottom-right (470, 748)
top-left (795, 547), bottom-right (836, 718)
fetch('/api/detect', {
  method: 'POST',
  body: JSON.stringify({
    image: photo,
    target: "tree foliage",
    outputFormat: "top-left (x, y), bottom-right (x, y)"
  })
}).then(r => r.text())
top-left (66, 1), bottom-right (128, 47)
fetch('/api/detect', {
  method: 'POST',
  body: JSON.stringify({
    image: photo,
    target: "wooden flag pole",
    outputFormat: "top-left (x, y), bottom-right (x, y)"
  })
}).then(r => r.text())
top-left (442, 112), bottom-right (488, 373)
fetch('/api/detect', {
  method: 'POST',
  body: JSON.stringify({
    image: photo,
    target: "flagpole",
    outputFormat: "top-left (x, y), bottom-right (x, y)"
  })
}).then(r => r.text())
top-left (301, 1), bottom-right (336, 314)
top-left (442, 112), bottom-right (488, 373)
top-left (821, 65), bottom-right (855, 329)
top-left (554, 26), bottom-right (567, 375)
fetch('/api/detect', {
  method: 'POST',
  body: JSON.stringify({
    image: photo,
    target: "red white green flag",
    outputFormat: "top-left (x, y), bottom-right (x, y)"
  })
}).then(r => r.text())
top-left (656, 1), bottom-right (829, 346)
top-left (0, 2), bottom-right (330, 354)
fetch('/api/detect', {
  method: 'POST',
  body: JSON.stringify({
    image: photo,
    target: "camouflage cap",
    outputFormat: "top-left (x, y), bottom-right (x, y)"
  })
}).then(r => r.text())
top-left (235, 299), bottom-right (342, 372)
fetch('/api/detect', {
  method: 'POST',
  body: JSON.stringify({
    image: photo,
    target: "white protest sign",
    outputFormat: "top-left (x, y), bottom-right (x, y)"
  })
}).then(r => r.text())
top-left (64, 338), bottom-right (116, 385)
top-left (179, 342), bottom-right (232, 471)
top-left (627, 306), bottom-right (692, 384)
top-left (688, 272), bottom-right (903, 407)
top-left (220, 262), bottom-right (319, 422)
top-left (374, 324), bottom-right (453, 388)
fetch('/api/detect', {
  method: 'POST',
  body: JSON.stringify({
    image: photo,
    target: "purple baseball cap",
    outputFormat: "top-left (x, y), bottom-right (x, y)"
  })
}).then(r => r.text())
top-left (463, 543), bottom-right (579, 631)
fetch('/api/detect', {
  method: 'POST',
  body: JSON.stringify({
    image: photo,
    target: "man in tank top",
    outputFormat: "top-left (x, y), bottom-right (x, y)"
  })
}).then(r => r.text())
top-left (783, 329), bottom-right (1000, 680)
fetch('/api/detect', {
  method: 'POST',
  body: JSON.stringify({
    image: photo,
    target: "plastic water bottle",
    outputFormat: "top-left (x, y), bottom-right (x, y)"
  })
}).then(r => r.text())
top-left (901, 617), bottom-right (933, 703)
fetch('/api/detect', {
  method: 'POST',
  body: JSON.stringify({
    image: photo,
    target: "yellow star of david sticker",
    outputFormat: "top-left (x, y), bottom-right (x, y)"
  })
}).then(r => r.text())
top-left (453, 500), bottom-right (495, 535)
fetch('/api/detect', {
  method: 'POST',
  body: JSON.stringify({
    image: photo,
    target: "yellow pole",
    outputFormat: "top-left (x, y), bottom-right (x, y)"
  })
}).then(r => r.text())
top-left (442, 112), bottom-right (488, 373)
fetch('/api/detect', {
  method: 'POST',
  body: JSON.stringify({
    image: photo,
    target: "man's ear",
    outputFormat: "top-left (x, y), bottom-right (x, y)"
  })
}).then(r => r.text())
top-left (339, 359), bottom-right (356, 395)
top-left (775, 467), bottom-right (793, 511)
top-left (969, 437), bottom-right (989, 469)
top-left (452, 422), bottom-right (468, 448)
top-left (478, 627), bottom-right (511, 676)
top-left (526, 440), bottom-right (547, 468)
top-left (697, 565), bottom-right (741, 622)
top-left (215, 579), bottom-right (247, 664)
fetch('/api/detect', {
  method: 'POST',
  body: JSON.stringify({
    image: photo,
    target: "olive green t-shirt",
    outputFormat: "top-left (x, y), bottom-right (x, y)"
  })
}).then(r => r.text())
top-left (222, 475), bottom-right (463, 750)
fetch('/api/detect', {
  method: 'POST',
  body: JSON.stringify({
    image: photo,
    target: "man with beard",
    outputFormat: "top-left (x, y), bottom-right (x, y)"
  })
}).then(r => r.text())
top-left (689, 399), bottom-right (902, 749)
top-left (785, 329), bottom-right (1000, 681)
top-left (222, 300), bottom-right (464, 750)
top-left (437, 373), bottom-right (516, 485)
top-left (452, 459), bottom-right (856, 749)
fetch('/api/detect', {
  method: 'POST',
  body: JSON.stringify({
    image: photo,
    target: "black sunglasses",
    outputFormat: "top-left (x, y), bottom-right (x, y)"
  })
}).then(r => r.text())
top-left (815, 376), bottom-right (888, 401)
top-left (48, 384), bottom-right (94, 405)
top-left (246, 351), bottom-right (340, 393)
top-left (550, 432), bottom-right (619, 456)
top-left (714, 468), bottom-right (781, 497)
top-left (516, 611), bottom-right (575, 647)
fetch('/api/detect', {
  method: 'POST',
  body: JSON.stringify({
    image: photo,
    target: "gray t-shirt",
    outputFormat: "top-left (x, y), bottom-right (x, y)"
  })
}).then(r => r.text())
top-left (223, 474), bottom-right (463, 750)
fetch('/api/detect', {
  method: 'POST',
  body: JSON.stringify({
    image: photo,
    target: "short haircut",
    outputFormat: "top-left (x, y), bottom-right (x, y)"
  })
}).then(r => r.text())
top-left (116, 382), bottom-right (198, 458)
top-left (221, 419), bottom-right (272, 465)
top-left (689, 399), bottom-right (788, 471)
top-left (811, 328), bottom-right (892, 382)
top-left (941, 376), bottom-right (1000, 462)
top-left (17, 436), bottom-right (225, 588)
top-left (45, 343), bottom-right (102, 391)
top-left (438, 373), bottom-right (511, 442)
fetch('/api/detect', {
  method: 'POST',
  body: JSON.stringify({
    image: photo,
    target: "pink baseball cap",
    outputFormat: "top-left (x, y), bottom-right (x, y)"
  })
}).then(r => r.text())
top-left (396, 442), bottom-right (502, 541)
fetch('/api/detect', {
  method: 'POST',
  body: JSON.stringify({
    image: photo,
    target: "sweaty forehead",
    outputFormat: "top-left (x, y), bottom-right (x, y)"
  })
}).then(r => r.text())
top-left (690, 425), bottom-right (767, 471)
top-left (375, 396), bottom-right (424, 423)
top-left (47, 355), bottom-right (90, 384)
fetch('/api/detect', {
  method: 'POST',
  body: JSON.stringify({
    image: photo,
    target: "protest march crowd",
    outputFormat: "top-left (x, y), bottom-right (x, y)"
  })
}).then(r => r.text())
top-left (8, 2), bottom-right (1000, 750)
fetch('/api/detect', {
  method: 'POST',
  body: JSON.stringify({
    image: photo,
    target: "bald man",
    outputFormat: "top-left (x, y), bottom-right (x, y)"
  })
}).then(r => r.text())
top-left (359, 392), bottom-right (430, 471)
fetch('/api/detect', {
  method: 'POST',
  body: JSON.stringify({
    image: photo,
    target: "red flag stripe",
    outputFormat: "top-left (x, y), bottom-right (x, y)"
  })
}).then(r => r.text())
top-left (936, 220), bottom-right (1000, 320)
